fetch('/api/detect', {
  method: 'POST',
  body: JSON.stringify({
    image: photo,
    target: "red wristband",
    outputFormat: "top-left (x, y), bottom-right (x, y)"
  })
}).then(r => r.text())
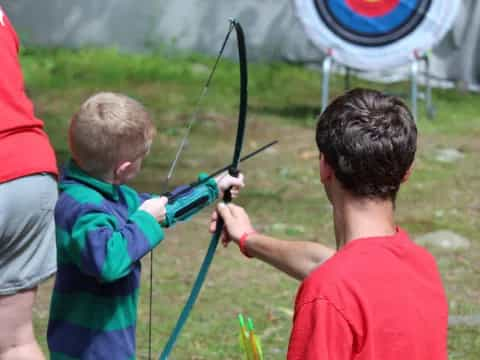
top-left (239, 231), bottom-right (256, 258)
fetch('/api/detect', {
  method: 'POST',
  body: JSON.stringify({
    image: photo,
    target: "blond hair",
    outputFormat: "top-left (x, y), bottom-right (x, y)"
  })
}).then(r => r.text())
top-left (69, 92), bottom-right (156, 177)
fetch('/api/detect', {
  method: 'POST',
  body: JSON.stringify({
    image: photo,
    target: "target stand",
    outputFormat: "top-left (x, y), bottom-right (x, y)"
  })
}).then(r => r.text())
top-left (321, 48), bottom-right (435, 120)
top-left (295, 0), bottom-right (460, 120)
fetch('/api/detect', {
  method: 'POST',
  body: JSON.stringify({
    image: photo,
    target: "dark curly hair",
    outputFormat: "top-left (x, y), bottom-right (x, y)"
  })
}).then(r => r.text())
top-left (316, 88), bottom-right (417, 201)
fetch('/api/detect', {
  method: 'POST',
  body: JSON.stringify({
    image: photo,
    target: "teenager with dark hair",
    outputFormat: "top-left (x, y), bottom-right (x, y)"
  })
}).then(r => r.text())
top-left (211, 89), bottom-right (448, 359)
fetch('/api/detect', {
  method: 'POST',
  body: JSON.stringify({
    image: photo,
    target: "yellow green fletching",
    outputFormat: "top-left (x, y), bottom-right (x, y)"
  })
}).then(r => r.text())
top-left (238, 314), bottom-right (263, 360)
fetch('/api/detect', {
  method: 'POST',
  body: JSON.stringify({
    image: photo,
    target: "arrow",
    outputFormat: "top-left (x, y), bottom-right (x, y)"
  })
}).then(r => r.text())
top-left (165, 140), bottom-right (278, 203)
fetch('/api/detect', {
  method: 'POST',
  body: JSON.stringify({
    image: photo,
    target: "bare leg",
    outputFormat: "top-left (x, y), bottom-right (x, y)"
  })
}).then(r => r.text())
top-left (0, 288), bottom-right (45, 360)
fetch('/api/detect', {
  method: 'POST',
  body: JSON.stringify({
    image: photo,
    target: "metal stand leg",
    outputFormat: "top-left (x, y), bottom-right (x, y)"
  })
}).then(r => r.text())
top-left (322, 53), bottom-right (332, 112)
top-left (421, 54), bottom-right (435, 119)
top-left (344, 67), bottom-right (351, 91)
top-left (410, 59), bottom-right (419, 122)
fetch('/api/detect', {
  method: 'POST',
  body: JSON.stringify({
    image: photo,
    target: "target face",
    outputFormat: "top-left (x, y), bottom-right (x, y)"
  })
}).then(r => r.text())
top-left (315, 0), bottom-right (431, 46)
top-left (295, 0), bottom-right (460, 70)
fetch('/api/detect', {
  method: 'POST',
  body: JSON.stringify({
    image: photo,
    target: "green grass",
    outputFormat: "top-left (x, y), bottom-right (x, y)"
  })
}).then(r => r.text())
top-left (22, 46), bottom-right (480, 359)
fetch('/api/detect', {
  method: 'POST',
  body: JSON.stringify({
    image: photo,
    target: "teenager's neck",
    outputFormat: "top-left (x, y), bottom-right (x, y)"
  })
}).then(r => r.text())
top-left (333, 194), bottom-right (396, 248)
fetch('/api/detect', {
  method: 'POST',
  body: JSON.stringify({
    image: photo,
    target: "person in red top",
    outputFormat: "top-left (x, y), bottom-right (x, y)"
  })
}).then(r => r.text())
top-left (211, 88), bottom-right (448, 359)
top-left (0, 6), bottom-right (58, 360)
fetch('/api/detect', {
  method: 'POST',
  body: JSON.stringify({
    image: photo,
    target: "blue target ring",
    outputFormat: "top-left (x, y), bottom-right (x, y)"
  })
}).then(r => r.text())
top-left (314, 0), bottom-right (432, 46)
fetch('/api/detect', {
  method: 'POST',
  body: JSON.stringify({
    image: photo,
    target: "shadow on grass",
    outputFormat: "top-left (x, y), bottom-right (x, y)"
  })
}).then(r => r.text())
top-left (250, 104), bottom-right (322, 121)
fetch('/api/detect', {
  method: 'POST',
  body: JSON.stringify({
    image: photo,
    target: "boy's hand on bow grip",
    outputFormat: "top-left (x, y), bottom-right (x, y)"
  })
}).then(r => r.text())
top-left (139, 196), bottom-right (169, 222)
top-left (215, 172), bottom-right (245, 199)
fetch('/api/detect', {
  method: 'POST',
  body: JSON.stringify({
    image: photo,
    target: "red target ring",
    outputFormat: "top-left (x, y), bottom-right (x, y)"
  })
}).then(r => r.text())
top-left (346, 0), bottom-right (400, 17)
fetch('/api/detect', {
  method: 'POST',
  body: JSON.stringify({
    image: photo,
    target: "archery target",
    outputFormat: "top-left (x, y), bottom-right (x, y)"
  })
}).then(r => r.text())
top-left (295, 0), bottom-right (460, 70)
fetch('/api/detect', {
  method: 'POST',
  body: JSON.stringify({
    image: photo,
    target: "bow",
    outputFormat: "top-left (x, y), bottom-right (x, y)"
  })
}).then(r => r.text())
top-left (147, 19), bottom-right (242, 360)
top-left (155, 19), bottom-right (248, 360)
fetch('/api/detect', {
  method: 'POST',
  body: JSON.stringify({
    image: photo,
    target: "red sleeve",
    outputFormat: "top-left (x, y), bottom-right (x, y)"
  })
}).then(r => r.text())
top-left (1, 6), bottom-right (20, 51)
top-left (287, 298), bottom-right (354, 360)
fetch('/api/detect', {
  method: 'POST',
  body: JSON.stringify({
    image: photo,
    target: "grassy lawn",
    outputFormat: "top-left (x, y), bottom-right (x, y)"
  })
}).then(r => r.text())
top-left (22, 46), bottom-right (480, 359)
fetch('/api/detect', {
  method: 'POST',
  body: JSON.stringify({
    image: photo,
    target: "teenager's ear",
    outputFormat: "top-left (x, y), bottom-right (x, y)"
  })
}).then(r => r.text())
top-left (319, 153), bottom-right (333, 183)
top-left (401, 161), bottom-right (415, 183)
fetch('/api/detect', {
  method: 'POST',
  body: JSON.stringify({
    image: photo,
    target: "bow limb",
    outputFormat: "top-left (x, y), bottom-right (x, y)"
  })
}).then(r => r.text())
top-left (158, 19), bottom-right (248, 360)
top-left (148, 22), bottom-right (237, 360)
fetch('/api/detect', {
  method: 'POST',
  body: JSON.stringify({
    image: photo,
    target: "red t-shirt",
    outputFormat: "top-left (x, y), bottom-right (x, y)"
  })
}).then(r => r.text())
top-left (287, 228), bottom-right (448, 360)
top-left (0, 7), bottom-right (57, 182)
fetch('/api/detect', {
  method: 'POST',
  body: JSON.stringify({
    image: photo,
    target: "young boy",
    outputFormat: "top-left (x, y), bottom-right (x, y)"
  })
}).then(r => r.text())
top-left (47, 92), bottom-right (243, 359)
top-left (212, 89), bottom-right (448, 359)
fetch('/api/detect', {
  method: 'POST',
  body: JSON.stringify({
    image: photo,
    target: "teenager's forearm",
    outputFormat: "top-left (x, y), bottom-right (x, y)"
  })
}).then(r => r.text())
top-left (244, 234), bottom-right (335, 281)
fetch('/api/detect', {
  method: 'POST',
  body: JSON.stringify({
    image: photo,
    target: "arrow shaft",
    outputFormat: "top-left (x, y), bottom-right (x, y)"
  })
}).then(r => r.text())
top-left (166, 140), bottom-right (277, 202)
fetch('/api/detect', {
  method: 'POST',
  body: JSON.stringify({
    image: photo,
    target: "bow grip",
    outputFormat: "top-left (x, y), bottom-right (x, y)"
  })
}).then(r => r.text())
top-left (224, 166), bottom-right (240, 203)
top-left (161, 174), bottom-right (219, 228)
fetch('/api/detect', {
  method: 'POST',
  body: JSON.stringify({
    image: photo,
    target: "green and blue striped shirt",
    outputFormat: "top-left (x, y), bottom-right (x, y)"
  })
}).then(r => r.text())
top-left (48, 161), bottom-right (218, 359)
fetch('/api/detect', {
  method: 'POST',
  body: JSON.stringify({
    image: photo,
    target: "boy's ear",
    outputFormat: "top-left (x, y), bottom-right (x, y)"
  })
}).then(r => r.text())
top-left (113, 161), bottom-right (133, 184)
top-left (401, 161), bottom-right (415, 183)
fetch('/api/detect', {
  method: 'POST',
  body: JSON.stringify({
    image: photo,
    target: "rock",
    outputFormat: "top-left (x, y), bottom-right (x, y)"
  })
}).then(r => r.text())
top-left (415, 230), bottom-right (471, 250)
top-left (434, 148), bottom-right (465, 163)
top-left (299, 149), bottom-right (317, 160)
top-left (449, 315), bottom-right (480, 327)
top-left (275, 306), bottom-right (294, 318)
top-left (190, 63), bottom-right (209, 75)
top-left (269, 223), bottom-right (305, 235)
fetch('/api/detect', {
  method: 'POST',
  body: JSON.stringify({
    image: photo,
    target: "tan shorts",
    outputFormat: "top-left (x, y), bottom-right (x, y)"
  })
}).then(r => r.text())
top-left (0, 174), bottom-right (58, 295)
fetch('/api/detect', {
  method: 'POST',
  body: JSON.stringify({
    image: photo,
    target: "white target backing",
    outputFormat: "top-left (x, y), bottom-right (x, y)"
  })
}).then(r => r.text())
top-left (295, 0), bottom-right (460, 70)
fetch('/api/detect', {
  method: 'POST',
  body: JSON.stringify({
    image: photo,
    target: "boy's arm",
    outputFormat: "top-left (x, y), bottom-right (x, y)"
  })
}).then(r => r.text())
top-left (65, 206), bottom-right (164, 282)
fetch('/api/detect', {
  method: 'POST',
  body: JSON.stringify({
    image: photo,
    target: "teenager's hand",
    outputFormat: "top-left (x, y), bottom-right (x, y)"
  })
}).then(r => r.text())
top-left (139, 196), bottom-right (168, 222)
top-left (214, 172), bottom-right (245, 199)
top-left (210, 203), bottom-right (255, 246)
